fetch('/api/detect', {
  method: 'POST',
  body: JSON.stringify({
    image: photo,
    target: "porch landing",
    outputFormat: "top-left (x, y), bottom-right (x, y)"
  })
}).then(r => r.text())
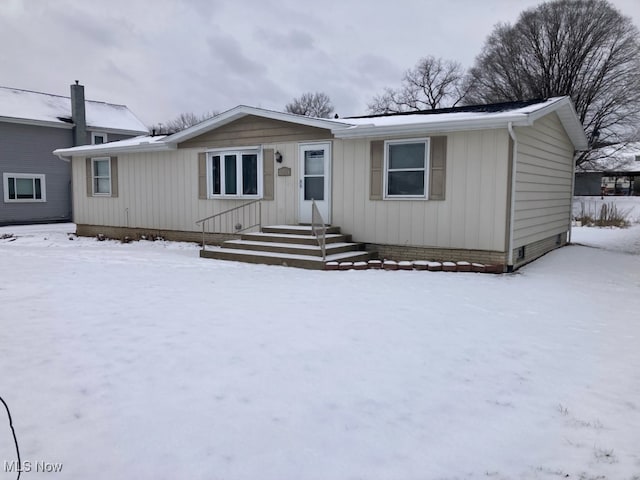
top-left (200, 225), bottom-right (373, 270)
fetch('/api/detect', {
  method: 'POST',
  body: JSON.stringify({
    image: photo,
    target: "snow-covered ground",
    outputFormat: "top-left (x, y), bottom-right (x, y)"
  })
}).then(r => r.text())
top-left (1, 219), bottom-right (639, 480)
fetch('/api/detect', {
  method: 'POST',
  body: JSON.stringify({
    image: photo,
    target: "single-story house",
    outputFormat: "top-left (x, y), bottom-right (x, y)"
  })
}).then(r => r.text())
top-left (54, 96), bottom-right (588, 271)
top-left (574, 142), bottom-right (640, 196)
top-left (0, 83), bottom-right (148, 225)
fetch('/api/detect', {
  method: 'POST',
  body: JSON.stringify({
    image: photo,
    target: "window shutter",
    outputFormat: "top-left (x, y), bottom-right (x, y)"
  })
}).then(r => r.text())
top-left (85, 158), bottom-right (92, 197)
top-left (370, 140), bottom-right (384, 200)
top-left (263, 148), bottom-right (275, 201)
top-left (110, 157), bottom-right (118, 197)
top-left (429, 136), bottom-right (447, 200)
top-left (198, 152), bottom-right (207, 199)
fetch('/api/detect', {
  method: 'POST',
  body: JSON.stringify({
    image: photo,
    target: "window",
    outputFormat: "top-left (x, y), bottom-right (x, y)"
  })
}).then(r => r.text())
top-left (92, 132), bottom-right (108, 145)
top-left (384, 138), bottom-right (430, 198)
top-left (208, 149), bottom-right (261, 197)
top-left (92, 158), bottom-right (111, 195)
top-left (3, 173), bottom-right (46, 202)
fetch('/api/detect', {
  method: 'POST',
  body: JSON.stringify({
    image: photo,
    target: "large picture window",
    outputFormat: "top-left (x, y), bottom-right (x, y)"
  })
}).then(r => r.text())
top-left (3, 173), bottom-right (46, 202)
top-left (92, 158), bottom-right (111, 195)
top-left (384, 138), bottom-right (430, 198)
top-left (208, 149), bottom-right (261, 197)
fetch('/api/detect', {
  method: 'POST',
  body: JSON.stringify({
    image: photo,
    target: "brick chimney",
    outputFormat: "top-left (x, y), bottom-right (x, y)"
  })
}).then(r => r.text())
top-left (70, 80), bottom-right (87, 146)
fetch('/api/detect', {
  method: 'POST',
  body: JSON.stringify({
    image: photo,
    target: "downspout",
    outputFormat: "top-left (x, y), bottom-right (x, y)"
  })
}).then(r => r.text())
top-left (507, 122), bottom-right (518, 271)
top-left (567, 151), bottom-right (577, 244)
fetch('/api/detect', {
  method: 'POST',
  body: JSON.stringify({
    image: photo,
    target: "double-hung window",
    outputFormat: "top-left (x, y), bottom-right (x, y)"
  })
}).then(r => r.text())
top-left (92, 132), bottom-right (107, 144)
top-left (208, 149), bottom-right (261, 198)
top-left (3, 173), bottom-right (46, 202)
top-left (384, 138), bottom-right (430, 198)
top-left (92, 158), bottom-right (111, 195)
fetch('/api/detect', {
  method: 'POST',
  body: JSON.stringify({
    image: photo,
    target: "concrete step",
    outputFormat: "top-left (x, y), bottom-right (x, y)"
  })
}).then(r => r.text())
top-left (261, 225), bottom-right (341, 236)
top-left (223, 239), bottom-right (364, 257)
top-left (200, 247), bottom-right (373, 270)
top-left (241, 231), bottom-right (351, 245)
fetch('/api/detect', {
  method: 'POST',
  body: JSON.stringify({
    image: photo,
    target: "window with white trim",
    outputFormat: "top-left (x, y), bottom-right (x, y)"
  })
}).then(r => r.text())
top-left (92, 158), bottom-right (111, 195)
top-left (208, 149), bottom-right (262, 197)
top-left (3, 173), bottom-right (46, 202)
top-left (92, 132), bottom-right (108, 145)
top-left (384, 138), bottom-right (430, 198)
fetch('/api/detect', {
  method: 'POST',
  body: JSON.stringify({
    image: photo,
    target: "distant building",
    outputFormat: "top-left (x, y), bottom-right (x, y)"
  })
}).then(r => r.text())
top-left (0, 83), bottom-right (147, 225)
top-left (575, 142), bottom-right (640, 196)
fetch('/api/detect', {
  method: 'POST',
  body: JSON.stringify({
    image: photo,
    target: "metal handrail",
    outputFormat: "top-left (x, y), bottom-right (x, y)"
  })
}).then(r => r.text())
top-left (311, 199), bottom-right (326, 260)
top-left (196, 199), bottom-right (262, 249)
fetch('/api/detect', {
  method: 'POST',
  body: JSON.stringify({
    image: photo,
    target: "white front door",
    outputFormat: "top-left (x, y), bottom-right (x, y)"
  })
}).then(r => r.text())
top-left (298, 143), bottom-right (331, 224)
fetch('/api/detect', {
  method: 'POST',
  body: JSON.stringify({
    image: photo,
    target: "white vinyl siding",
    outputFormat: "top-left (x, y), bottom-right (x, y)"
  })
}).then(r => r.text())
top-left (72, 143), bottom-right (300, 230)
top-left (512, 113), bottom-right (574, 247)
top-left (332, 130), bottom-right (511, 252)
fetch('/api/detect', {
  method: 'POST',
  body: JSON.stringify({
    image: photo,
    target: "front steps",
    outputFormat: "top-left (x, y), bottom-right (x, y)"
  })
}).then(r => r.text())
top-left (200, 225), bottom-right (373, 269)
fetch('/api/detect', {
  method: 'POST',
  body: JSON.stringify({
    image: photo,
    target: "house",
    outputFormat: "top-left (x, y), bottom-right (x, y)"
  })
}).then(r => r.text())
top-left (0, 83), bottom-right (148, 225)
top-left (54, 96), bottom-right (588, 271)
top-left (574, 142), bottom-right (640, 196)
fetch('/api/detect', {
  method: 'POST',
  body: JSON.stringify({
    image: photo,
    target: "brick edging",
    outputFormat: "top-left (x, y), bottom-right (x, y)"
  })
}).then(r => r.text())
top-left (325, 259), bottom-right (505, 274)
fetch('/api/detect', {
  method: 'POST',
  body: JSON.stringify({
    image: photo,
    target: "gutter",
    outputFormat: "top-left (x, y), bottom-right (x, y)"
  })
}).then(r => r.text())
top-left (507, 122), bottom-right (518, 270)
top-left (332, 116), bottom-right (531, 139)
top-left (53, 141), bottom-right (174, 159)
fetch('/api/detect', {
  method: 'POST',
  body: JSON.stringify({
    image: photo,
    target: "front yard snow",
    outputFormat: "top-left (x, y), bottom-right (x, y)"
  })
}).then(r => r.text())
top-left (1, 221), bottom-right (639, 479)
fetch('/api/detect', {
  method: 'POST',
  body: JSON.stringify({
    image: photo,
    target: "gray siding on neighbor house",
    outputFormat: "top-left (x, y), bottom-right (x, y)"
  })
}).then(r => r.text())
top-left (0, 122), bottom-right (73, 225)
top-left (85, 130), bottom-right (134, 145)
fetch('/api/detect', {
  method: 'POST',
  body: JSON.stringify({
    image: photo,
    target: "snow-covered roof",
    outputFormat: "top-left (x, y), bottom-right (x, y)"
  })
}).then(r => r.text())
top-left (338, 97), bottom-right (588, 149)
top-left (578, 142), bottom-right (640, 173)
top-left (0, 86), bottom-right (148, 134)
top-left (54, 97), bottom-right (588, 158)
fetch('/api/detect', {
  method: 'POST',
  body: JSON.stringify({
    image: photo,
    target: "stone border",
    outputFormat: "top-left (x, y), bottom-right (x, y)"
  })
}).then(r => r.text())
top-left (325, 259), bottom-right (505, 274)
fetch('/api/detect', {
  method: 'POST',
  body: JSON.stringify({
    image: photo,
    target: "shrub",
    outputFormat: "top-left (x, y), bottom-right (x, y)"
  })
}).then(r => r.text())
top-left (574, 200), bottom-right (630, 227)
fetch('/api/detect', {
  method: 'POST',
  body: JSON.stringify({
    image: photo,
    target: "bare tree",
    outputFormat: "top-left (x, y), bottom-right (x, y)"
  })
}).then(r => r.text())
top-left (368, 56), bottom-right (470, 114)
top-left (150, 110), bottom-right (218, 134)
top-left (465, 0), bottom-right (640, 164)
top-left (285, 92), bottom-right (334, 118)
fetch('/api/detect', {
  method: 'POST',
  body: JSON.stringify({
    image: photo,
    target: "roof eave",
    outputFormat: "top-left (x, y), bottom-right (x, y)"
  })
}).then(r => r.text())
top-left (86, 126), bottom-right (149, 136)
top-left (0, 116), bottom-right (73, 130)
top-left (53, 141), bottom-right (174, 158)
top-left (525, 97), bottom-right (589, 150)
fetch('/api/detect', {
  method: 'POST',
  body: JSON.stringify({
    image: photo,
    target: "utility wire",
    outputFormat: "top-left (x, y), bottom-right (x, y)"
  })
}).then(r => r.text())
top-left (0, 395), bottom-right (20, 480)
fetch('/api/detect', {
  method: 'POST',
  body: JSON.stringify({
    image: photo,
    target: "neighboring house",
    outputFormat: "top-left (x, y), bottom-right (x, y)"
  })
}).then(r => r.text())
top-left (575, 142), bottom-right (640, 196)
top-left (54, 96), bottom-right (587, 271)
top-left (0, 83), bottom-right (148, 225)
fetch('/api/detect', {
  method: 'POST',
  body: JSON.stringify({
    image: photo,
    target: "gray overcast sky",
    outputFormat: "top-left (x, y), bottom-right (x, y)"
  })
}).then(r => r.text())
top-left (2, 0), bottom-right (639, 126)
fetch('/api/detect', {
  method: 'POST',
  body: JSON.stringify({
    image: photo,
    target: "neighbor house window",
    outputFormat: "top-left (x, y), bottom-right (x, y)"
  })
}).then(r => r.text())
top-left (92, 158), bottom-right (111, 195)
top-left (208, 149), bottom-right (261, 197)
top-left (92, 132), bottom-right (108, 145)
top-left (3, 173), bottom-right (46, 202)
top-left (384, 138), bottom-right (430, 198)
